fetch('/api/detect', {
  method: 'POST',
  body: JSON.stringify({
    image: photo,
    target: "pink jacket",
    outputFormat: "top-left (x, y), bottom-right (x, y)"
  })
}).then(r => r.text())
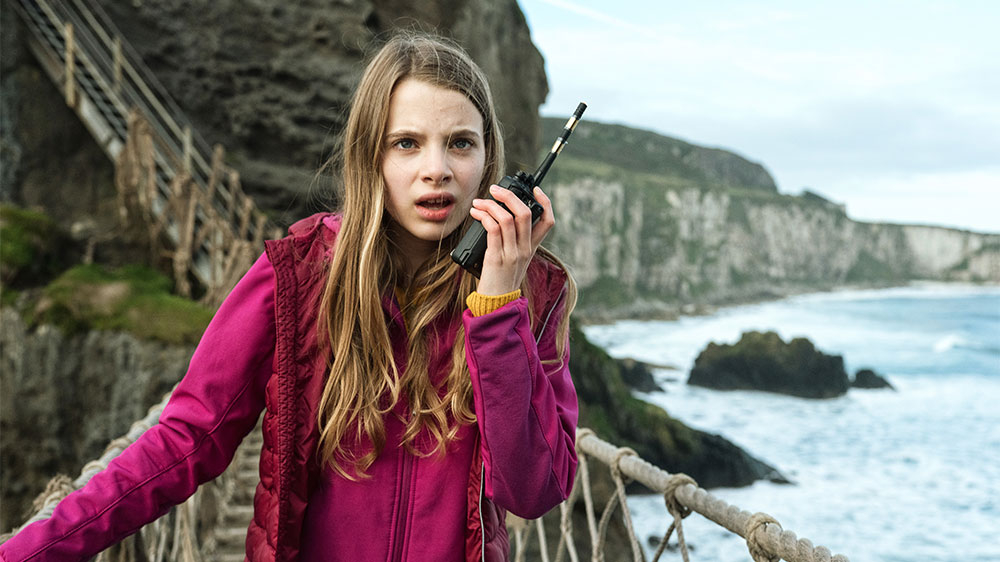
top-left (0, 213), bottom-right (578, 561)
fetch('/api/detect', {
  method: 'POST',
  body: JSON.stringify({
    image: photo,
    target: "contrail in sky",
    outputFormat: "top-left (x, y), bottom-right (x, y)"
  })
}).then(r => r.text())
top-left (538, 0), bottom-right (659, 38)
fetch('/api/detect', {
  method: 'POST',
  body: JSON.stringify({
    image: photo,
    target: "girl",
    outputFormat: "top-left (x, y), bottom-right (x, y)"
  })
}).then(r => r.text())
top-left (0, 33), bottom-right (578, 562)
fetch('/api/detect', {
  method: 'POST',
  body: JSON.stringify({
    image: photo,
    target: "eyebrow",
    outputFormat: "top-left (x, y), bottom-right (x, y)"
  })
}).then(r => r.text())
top-left (384, 128), bottom-right (483, 140)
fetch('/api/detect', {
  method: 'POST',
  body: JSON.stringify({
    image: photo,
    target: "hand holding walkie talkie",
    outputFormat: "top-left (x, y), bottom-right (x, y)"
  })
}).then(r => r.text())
top-left (452, 102), bottom-right (587, 278)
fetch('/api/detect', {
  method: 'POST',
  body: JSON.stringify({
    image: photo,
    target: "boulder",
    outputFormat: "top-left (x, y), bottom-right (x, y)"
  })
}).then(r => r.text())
top-left (617, 357), bottom-right (663, 393)
top-left (688, 331), bottom-right (849, 398)
top-left (852, 368), bottom-right (895, 390)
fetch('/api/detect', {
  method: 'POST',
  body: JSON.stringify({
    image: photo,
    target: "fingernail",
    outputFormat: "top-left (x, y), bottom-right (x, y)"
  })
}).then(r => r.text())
top-left (489, 185), bottom-right (501, 194)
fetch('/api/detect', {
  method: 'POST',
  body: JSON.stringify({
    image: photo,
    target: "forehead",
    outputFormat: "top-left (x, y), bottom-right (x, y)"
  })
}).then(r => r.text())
top-left (385, 78), bottom-right (484, 134)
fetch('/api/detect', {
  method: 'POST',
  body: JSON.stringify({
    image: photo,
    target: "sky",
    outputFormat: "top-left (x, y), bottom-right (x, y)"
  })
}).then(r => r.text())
top-left (518, 0), bottom-right (999, 233)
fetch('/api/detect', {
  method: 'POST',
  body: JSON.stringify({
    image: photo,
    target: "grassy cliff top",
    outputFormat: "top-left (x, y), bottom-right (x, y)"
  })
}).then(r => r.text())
top-left (540, 117), bottom-right (778, 193)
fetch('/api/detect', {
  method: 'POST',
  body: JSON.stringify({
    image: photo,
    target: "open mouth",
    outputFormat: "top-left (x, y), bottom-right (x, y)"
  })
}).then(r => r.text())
top-left (416, 194), bottom-right (454, 209)
top-left (414, 193), bottom-right (456, 221)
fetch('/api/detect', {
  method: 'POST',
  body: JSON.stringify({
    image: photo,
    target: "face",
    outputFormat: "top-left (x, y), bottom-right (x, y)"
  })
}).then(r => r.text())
top-left (381, 78), bottom-right (486, 260)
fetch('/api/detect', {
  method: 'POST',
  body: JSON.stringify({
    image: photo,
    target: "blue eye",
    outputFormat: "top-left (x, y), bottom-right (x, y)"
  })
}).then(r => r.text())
top-left (395, 139), bottom-right (416, 149)
top-left (452, 139), bottom-right (473, 149)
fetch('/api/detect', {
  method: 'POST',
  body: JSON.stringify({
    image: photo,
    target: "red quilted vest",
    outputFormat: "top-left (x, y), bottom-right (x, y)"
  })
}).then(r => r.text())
top-left (245, 214), bottom-right (508, 561)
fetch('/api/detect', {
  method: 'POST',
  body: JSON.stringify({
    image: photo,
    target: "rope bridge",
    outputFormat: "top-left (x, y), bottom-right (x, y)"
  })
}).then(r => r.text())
top-left (3, 391), bottom-right (850, 562)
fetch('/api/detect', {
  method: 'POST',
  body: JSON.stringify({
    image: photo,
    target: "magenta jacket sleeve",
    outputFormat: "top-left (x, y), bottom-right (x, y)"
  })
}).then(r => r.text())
top-left (0, 254), bottom-right (276, 562)
top-left (463, 289), bottom-right (578, 519)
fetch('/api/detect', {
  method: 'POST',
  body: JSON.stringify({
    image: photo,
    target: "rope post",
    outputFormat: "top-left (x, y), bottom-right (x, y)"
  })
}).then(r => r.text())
top-left (182, 126), bottom-right (193, 174)
top-left (64, 23), bottom-right (76, 108)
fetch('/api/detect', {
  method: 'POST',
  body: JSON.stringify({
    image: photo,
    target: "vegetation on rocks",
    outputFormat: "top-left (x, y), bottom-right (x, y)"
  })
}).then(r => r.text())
top-left (1, 204), bottom-right (213, 346)
top-left (29, 264), bottom-right (213, 346)
top-left (571, 323), bottom-right (786, 488)
top-left (0, 204), bottom-right (76, 294)
top-left (688, 331), bottom-right (850, 399)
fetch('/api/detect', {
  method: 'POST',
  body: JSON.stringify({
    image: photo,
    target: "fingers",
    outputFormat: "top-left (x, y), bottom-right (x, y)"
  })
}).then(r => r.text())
top-left (469, 184), bottom-right (556, 294)
top-left (530, 186), bottom-right (555, 247)
top-left (471, 186), bottom-right (533, 253)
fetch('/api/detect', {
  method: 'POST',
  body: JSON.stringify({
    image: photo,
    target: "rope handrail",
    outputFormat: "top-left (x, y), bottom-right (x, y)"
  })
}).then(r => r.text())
top-left (5, 392), bottom-right (851, 562)
top-left (548, 430), bottom-right (851, 562)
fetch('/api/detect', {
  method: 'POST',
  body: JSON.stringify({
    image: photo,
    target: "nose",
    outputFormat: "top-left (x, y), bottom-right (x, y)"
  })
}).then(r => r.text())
top-left (421, 146), bottom-right (452, 185)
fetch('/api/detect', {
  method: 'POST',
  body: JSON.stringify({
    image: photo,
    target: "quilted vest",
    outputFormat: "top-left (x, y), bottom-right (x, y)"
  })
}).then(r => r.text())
top-left (244, 213), bottom-right (508, 561)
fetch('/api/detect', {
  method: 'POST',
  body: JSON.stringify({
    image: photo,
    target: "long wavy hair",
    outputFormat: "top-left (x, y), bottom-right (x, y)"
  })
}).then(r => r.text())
top-left (315, 32), bottom-right (577, 479)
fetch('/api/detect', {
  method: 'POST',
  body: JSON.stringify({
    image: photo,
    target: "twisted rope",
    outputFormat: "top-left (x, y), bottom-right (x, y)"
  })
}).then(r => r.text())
top-left (745, 513), bottom-right (781, 562)
top-left (576, 430), bottom-right (851, 562)
top-left (6, 410), bottom-right (853, 562)
top-left (650, 473), bottom-right (696, 562)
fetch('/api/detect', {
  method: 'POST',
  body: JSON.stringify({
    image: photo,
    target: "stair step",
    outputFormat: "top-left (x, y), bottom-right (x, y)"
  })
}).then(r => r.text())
top-left (213, 526), bottom-right (248, 546)
top-left (236, 469), bottom-right (259, 483)
top-left (221, 504), bottom-right (255, 522)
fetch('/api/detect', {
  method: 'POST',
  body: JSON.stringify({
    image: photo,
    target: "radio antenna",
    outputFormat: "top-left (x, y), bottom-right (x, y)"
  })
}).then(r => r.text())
top-left (532, 102), bottom-right (587, 185)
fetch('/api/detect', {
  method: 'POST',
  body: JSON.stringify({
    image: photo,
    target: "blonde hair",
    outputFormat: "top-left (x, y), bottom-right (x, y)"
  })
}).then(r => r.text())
top-left (315, 32), bottom-right (576, 478)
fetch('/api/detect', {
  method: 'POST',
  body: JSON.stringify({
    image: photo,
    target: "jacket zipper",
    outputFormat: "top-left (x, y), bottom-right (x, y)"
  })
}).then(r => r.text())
top-left (392, 451), bottom-right (414, 562)
top-left (479, 462), bottom-right (486, 562)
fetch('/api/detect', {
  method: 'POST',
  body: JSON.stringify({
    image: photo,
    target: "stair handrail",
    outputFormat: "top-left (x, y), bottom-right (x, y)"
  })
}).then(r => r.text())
top-left (11, 0), bottom-right (279, 298)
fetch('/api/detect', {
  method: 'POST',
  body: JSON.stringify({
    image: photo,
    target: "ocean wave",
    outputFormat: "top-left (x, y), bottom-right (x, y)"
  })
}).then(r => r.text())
top-left (933, 334), bottom-right (966, 353)
top-left (787, 282), bottom-right (1000, 304)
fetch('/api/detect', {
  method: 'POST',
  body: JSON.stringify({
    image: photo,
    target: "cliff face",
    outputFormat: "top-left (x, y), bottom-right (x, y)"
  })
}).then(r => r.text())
top-left (2, 0), bottom-right (546, 227)
top-left (539, 119), bottom-right (1000, 319)
top-left (0, 310), bottom-right (192, 531)
top-left (93, 0), bottom-right (546, 223)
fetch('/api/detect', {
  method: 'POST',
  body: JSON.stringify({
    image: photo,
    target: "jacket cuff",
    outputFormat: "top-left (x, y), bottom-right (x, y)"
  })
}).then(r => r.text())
top-left (466, 290), bottom-right (521, 317)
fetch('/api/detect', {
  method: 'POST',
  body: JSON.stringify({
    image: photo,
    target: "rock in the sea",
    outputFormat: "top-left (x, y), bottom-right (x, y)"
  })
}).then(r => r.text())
top-left (618, 357), bottom-right (663, 393)
top-left (852, 368), bottom-right (895, 390)
top-left (688, 330), bottom-right (849, 398)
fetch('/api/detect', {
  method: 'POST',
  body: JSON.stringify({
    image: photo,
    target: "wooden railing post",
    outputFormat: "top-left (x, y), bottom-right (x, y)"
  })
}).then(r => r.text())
top-left (64, 22), bottom-right (76, 107)
top-left (113, 36), bottom-right (123, 93)
top-left (183, 126), bottom-right (193, 174)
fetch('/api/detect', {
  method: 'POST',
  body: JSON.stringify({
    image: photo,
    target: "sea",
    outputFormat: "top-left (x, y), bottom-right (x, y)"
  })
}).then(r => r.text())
top-left (581, 283), bottom-right (1000, 562)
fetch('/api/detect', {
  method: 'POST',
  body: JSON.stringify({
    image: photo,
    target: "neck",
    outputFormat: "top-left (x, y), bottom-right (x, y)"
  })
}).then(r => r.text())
top-left (389, 224), bottom-right (440, 281)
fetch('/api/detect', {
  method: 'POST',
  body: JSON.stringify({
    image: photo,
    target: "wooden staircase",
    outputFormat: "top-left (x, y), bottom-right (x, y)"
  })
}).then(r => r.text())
top-left (10, 0), bottom-right (278, 301)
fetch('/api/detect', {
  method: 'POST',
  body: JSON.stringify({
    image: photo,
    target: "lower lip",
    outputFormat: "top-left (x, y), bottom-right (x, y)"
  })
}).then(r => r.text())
top-left (415, 202), bottom-right (455, 222)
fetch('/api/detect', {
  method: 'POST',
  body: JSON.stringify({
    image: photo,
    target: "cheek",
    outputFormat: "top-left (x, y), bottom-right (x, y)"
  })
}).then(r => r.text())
top-left (459, 155), bottom-right (487, 195)
top-left (381, 162), bottom-right (405, 217)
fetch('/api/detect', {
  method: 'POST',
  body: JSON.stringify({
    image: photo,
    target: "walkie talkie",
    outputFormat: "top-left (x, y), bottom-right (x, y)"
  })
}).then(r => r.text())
top-left (451, 102), bottom-right (587, 277)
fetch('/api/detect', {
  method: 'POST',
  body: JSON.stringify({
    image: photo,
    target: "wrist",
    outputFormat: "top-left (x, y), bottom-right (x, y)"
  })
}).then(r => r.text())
top-left (466, 289), bottom-right (521, 316)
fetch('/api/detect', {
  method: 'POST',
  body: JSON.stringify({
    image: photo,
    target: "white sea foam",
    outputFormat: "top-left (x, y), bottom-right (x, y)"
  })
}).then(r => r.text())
top-left (933, 334), bottom-right (965, 353)
top-left (583, 286), bottom-right (1000, 561)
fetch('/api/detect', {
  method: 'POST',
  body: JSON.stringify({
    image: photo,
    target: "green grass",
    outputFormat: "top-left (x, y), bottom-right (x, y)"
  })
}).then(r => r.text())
top-left (31, 264), bottom-right (213, 345)
top-left (0, 204), bottom-right (68, 286)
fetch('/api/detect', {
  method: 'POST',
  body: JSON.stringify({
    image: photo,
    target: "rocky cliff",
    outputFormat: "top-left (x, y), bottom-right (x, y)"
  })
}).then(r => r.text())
top-left (1, 0), bottom-right (546, 228)
top-left (539, 118), bottom-right (1000, 320)
top-left (0, 309), bottom-right (192, 531)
